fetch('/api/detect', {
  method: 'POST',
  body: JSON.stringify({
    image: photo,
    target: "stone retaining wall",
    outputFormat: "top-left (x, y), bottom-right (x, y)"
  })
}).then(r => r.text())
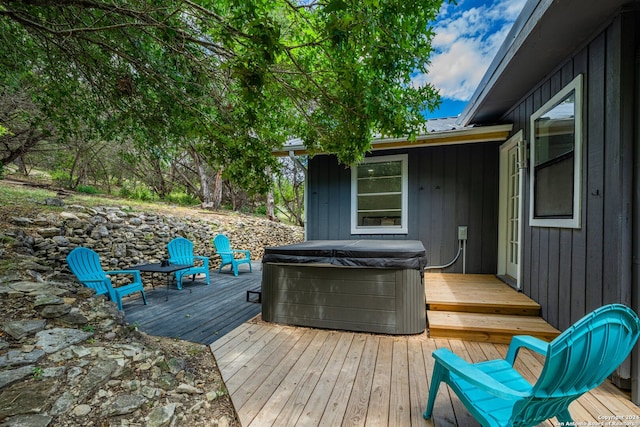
top-left (7, 203), bottom-right (304, 274)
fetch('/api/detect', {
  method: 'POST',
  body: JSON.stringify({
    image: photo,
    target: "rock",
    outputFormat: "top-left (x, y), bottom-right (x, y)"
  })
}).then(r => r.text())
top-left (71, 404), bottom-right (92, 416)
top-left (34, 328), bottom-right (92, 353)
top-left (7, 282), bottom-right (46, 293)
top-left (33, 294), bottom-right (63, 307)
top-left (0, 202), bottom-right (301, 426)
top-left (0, 349), bottom-right (46, 368)
top-left (0, 414), bottom-right (53, 427)
top-left (39, 304), bottom-right (72, 318)
top-left (147, 402), bottom-right (177, 427)
top-left (43, 198), bottom-right (64, 207)
top-left (2, 320), bottom-right (47, 340)
top-left (0, 378), bottom-right (57, 419)
top-left (49, 391), bottom-right (75, 416)
top-left (102, 394), bottom-right (147, 416)
top-left (176, 383), bottom-right (203, 394)
top-left (12, 217), bottom-right (33, 227)
top-left (0, 365), bottom-right (34, 389)
top-left (60, 308), bottom-right (89, 325)
top-left (36, 228), bottom-right (61, 238)
top-left (60, 212), bottom-right (80, 220)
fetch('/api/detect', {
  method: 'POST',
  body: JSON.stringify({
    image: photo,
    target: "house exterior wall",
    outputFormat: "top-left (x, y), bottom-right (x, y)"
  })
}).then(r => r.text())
top-left (501, 11), bottom-right (638, 331)
top-left (306, 144), bottom-right (500, 273)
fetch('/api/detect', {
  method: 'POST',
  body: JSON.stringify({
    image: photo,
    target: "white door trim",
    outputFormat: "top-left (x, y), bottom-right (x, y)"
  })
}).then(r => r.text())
top-left (497, 130), bottom-right (524, 289)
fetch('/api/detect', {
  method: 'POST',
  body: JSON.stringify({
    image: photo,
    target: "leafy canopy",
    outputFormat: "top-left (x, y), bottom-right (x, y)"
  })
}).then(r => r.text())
top-left (0, 0), bottom-right (444, 193)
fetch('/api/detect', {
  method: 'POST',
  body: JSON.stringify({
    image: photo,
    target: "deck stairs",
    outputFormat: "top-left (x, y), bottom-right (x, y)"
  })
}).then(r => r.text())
top-left (425, 273), bottom-right (561, 344)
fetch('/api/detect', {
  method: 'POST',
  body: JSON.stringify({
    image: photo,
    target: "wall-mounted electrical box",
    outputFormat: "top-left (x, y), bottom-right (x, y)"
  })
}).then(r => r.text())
top-left (458, 226), bottom-right (468, 241)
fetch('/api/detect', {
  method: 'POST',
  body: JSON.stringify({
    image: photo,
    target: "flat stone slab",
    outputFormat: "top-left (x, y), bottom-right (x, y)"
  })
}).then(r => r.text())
top-left (3, 320), bottom-right (47, 340)
top-left (35, 328), bottom-right (92, 354)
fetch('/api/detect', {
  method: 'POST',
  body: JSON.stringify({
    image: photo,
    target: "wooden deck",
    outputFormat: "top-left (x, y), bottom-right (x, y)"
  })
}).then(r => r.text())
top-left (425, 274), bottom-right (561, 343)
top-left (425, 273), bottom-right (541, 315)
top-left (211, 321), bottom-right (640, 426)
top-left (120, 269), bottom-right (638, 425)
top-left (122, 262), bottom-right (262, 344)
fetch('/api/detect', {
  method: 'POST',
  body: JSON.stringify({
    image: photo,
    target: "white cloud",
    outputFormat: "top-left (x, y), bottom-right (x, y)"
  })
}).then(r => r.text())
top-left (414, 0), bottom-right (527, 102)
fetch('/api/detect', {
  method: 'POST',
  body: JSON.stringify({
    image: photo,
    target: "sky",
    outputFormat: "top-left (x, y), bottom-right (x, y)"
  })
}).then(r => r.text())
top-left (417, 0), bottom-right (528, 119)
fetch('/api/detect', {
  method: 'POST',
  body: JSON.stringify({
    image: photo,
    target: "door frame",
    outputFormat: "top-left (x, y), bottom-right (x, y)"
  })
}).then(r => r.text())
top-left (497, 130), bottom-right (524, 289)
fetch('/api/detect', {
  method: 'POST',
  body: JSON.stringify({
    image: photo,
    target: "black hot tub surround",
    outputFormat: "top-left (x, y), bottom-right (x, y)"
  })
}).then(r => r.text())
top-left (261, 240), bottom-right (427, 335)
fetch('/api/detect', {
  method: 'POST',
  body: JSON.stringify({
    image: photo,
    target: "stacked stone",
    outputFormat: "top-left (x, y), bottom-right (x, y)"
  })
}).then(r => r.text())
top-left (6, 202), bottom-right (304, 275)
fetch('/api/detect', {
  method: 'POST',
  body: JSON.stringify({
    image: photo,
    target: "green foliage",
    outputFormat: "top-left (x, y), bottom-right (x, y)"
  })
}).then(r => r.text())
top-left (165, 192), bottom-right (199, 206)
top-left (77, 185), bottom-right (101, 195)
top-left (50, 170), bottom-right (72, 188)
top-left (32, 366), bottom-right (44, 380)
top-left (1, 0), bottom-right (446, 196)
top-left (254, 205), bottom-right (267, 216)
top-left (0, 258), bottom-right (17, 275)
top-left (119, 185), bottom-right (158, 202)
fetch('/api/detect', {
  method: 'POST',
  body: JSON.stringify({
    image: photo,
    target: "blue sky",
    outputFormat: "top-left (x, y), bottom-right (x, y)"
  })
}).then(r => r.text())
top-left (417, 0), bottom-right (527, 119)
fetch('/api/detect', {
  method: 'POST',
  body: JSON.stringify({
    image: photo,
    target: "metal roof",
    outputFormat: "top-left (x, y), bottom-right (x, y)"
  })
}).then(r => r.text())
top-left (274, 118), bottom-right (512, 157)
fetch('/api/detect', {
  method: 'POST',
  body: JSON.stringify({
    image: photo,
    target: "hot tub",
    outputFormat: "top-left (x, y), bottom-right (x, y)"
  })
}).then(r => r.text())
top-left (261, 240), bottom-right (427, 334)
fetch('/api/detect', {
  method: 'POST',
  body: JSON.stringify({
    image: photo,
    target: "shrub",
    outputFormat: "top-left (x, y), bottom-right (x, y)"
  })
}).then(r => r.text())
top-left (77, 185), bottom-right (101, 194)
top-left (119, 185), bottom-right (157, 202)
top-left (166, 191), bottom-right (199, 206)
top-left (51, 170), bottom-right (72, 188)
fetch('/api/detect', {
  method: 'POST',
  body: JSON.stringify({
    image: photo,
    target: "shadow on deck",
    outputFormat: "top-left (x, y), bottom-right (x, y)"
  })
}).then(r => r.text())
top-left (122, 261), bottom-right (262, 344)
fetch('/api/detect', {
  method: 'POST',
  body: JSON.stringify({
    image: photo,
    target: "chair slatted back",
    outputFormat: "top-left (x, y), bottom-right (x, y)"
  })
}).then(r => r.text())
top-left (66, 247), bottom-right (111, 296)
top-left (167, 237), bottom-right (195, 265)
top-left (512, 304), bottom-right (640, 426)
top-left (213, 235), bottom-right (233, 263)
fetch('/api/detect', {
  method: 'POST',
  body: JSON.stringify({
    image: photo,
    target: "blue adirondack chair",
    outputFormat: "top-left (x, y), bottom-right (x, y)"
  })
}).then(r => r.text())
top-left (213, 234), bottom-right (252, 276)
top-left (424, 303), bottom-right (640, 426)
top-left (66, 247), bottom-right (147, 311)
top-left (167, 237), bottom-right (210, 289)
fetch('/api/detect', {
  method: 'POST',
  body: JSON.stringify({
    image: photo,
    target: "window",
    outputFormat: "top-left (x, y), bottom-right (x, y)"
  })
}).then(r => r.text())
top-left (351, 154), bottom-right (408, 234)
top-left (530, 74), bottom-right (583, 228)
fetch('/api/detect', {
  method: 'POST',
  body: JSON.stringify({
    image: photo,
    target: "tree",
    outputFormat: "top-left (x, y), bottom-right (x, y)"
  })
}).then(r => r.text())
top-left (1, 0), bottom-right (444, 194)
top-left (274, 157), bottom-right (305, 226)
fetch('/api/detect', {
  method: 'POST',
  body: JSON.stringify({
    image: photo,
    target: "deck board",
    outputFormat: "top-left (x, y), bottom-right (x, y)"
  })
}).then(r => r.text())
top-left (122, 268), bottom-right (638, 424)
top-left (213, 321), bottom-right (639, 426)
top-left (425, 273), bottom-right (541, 315)
top-left (122, 262), bottom-right (262, 344)
top-left (427, 310), bottom-right (561, 344)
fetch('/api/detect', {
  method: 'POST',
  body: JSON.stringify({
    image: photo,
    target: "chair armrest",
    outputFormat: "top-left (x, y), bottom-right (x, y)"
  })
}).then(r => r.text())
top-left (194, 256), bottom-right (209, 268)
top-left (80, 278), bottom-right (108, 285)
top-left (105, 270), bottom-right (142, 282)
top-left (505, 335), bottom-right (549, 365)
top-left (232, 249), bottom-right (250, 257)
top-left (432, 348), bottom-right (530, 400)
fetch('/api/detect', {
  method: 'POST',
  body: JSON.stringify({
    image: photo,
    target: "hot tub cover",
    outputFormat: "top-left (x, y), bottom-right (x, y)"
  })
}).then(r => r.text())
top-left (262, 240), bottom-right (427, 270)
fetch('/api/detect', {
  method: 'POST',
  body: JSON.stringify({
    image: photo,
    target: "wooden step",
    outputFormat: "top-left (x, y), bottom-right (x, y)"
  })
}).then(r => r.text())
top-left (425, 273), bottom-right (541, 316)
top-left (427, 310), bottom-right (561, 344)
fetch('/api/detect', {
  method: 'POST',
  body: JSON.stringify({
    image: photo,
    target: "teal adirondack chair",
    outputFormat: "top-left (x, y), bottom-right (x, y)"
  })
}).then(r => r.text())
top-left (66, 247), bottom-right (147, 311)
top-left (213, 234), bottom-right (252, 276)
top-left (424, 303), bottom-right (640, 426)
top-left (167, 237), bottom-right (210, 289)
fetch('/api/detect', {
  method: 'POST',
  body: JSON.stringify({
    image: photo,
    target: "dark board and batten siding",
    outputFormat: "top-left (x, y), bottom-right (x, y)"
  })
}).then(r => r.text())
top-left (306, 144), bottom-right (499, 274)
top-left (502, 12), bottom-right (637, 332)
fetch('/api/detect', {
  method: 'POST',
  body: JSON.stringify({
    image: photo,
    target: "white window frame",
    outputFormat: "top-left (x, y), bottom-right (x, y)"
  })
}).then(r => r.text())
top-left (529, 74), bottom-right (583, 228)
top-left (351, 154), bottom-right (408, 234)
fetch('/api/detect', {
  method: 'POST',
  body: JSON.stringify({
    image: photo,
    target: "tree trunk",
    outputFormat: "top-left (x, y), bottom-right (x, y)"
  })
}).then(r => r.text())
top-left (265, 166), bottom-right (277, 221)
top-left (212, 169), bottom-right (223, 209)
